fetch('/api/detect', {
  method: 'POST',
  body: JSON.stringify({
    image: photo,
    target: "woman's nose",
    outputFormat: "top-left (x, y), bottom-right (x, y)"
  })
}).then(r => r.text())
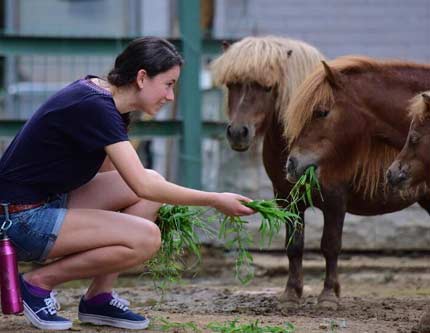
top-left (166, 88), bottom-right (175, 101)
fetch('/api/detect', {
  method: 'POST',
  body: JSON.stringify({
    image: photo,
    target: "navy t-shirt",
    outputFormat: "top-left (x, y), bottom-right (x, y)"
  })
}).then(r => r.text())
top-left (0, 76), bottom-right (129, 203)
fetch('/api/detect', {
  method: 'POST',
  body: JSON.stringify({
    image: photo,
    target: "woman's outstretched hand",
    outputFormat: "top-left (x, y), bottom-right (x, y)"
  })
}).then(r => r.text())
top-left (212, 192), bottom-right (256, 216)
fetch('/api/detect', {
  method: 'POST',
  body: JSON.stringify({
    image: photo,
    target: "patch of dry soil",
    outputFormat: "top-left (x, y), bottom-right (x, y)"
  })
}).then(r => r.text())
top-left (1, 252), bottom-right (429, 333)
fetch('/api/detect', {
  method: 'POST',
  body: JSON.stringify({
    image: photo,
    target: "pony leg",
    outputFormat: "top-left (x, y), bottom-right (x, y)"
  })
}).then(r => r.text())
top-left (318, 196), bottom-right (346, 310)
top-left (280, 210), bottom-right (305, 308)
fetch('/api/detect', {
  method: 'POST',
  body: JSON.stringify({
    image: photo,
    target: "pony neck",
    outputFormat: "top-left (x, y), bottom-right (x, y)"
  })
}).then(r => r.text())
top-left (349, 65), bottom-right (430, 149)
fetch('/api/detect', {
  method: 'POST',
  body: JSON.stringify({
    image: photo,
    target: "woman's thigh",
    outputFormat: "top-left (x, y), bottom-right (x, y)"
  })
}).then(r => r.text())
top-left (68, 170), bottom-right (140, 211)
top-left (47, 208), bottom-right (160, 259)
top-left (47, 170), bottom-right (163, 259)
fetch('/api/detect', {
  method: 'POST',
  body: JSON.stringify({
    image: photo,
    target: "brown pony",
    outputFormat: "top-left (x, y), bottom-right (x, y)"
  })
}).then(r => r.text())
top-left (284, 56), bottom-right (430, 314)
top-left (211, 36), bottom-right (338, 308)
top-left (387, 92), bottom-right (430, 189)
top-left (386, 91), bottom-right (430, 333)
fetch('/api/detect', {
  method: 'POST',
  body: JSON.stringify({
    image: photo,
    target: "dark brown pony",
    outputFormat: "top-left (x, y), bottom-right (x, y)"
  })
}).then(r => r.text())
top-left (284, 56), bottom-right (430, 315)
top-left (211, 36), bottom-right (340, 308)
top-left (387, 92), bottom-right (430, 189)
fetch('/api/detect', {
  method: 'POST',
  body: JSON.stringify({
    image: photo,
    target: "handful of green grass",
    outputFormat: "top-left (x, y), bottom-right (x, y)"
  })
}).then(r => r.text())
top-left (219, 166), bottom-right (322, 284)
top-left (288, 165), bottom-right (322, 214)
top-left (147, 167), bottom-right (322, 288)
top-left (147, 204), bottom-right (214, 292)
top-left (285, 165), bottom-right (322, 246)
top-left (219, 199), bottom-right (300, 284)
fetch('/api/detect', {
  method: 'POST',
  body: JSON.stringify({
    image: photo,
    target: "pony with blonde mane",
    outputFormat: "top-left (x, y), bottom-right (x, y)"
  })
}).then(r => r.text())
top-left (284, 56), bottom-right (430, 311)
top-left (387, 92), bottom-right (430, 189)
top-left (212, 36), bottom-right (343, 309)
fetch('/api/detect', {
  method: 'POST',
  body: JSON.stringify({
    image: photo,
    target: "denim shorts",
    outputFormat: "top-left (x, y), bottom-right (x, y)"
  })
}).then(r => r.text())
top-left (0, 194), bottom-right (68, 263)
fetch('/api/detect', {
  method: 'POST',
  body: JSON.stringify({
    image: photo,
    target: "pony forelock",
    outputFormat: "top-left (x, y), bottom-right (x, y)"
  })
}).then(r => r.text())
top-left (210, 36), bottom-right (325, 119)
top-left (408, 91), bottom-right (430, 121)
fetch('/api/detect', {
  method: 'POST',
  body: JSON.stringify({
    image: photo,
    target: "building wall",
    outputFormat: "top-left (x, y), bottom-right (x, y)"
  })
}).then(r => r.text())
top-left (214, 0), bottom-right (430, 62)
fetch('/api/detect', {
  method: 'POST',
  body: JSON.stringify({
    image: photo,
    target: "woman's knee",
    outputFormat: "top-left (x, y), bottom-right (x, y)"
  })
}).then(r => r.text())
top-left (129, 221), bottom-right (161, 262)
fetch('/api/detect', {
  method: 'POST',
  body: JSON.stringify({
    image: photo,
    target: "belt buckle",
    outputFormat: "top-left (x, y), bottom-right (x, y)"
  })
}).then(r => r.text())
top-left (0, 203), bottom-right (12, 232)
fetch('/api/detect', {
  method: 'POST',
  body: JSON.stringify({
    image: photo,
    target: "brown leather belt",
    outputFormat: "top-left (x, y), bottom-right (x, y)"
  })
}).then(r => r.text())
top-left (6, 202), bottom-right (45, 214)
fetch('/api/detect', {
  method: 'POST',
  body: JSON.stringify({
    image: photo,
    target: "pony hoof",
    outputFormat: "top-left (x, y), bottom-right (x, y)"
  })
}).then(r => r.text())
top-left (279, 293), bottom-right (301, 310)
top-left (280, 300), bottom-right (300, 310)
top-left (317, 299), bottom-right (339, 310)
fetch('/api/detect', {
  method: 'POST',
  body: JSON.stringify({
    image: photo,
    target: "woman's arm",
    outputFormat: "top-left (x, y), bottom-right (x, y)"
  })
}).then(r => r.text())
top-left (105, 141), bottom-right (254, 216)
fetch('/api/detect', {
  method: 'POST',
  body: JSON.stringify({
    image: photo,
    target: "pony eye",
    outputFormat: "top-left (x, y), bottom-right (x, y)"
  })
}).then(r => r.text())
top-left (263, 86), bottom-right (272, 92)
top-left (315, 109), bottom-right (330, 118)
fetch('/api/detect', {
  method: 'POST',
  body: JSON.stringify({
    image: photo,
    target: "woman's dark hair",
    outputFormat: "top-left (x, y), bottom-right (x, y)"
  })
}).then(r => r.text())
top-left (107, 36), bottom-right (184, 87)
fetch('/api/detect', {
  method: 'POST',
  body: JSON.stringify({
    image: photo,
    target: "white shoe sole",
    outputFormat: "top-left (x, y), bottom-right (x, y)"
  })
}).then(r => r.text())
top-left (78, 312), bottom-right (150, 330)
top-left (24, 303), bottom-right (72, 330)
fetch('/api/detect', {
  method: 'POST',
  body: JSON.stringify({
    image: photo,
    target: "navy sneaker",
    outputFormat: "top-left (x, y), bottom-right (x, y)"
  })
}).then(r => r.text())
top-left (19, 275), bottom-right (72, 330)
top-left (78, 292), bottom-right (150, 330)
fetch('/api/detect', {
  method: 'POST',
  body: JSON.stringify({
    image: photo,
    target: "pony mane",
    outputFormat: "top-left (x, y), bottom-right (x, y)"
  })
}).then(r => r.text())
top-left (408, 91), bottom-right (430, 121)
top-left (351, 143), bottom-right (401, 198)
top-left (284, 56), bottom-right (427, 198)
top-left (284, 56), bottom-right (385, 144)
top-left (210, 36), bottom-right (325, 118)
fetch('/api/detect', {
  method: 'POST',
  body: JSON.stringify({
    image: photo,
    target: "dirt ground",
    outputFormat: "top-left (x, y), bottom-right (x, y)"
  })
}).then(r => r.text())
top-left (1, 250), bottom-right (429, 333)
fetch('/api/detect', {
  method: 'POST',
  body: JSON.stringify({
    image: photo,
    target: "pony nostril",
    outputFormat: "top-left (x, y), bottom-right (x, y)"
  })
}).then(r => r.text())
top-left (241, 126), bottom-right (249, 138)
top-left (287, 157), bottom-right (297, 174)
top-left (398, 171), bottom-right (407, 182)
top-left (226, 125), bottom-right (232, 138)
top-left (387, 169), bottom-right (407, 186)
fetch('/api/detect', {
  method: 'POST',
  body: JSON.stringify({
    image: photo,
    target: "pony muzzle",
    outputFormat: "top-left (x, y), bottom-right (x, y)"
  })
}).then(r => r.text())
top-left (226, 124), bottom-right (253, 151)
top-left (386, 165), bottom-right (409, 189)
top-left (286, 152), bottom-right (319, 183)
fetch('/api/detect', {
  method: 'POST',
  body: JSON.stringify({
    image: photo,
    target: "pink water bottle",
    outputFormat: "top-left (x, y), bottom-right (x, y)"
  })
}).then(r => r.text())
top-left (0, 204), bottom-right (23, 315)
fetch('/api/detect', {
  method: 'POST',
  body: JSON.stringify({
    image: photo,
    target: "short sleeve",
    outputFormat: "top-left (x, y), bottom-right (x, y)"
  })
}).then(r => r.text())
top-left (64, 94), bottom-right (129, 152)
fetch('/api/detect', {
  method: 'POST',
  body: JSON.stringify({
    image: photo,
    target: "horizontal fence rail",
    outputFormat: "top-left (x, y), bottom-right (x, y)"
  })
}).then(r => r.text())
top-left (0, 119), bottom-right (227, 138)
top-left (0, 35), bottom-right (232, 56)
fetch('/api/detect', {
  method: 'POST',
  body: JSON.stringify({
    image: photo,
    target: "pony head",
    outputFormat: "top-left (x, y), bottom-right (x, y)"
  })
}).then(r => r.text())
top-left (387, 92), bottom-right (430, 189)
top-left (284, 57), bottom-right (400, 197)
top-left (210, 36), bottom-right (324, 151)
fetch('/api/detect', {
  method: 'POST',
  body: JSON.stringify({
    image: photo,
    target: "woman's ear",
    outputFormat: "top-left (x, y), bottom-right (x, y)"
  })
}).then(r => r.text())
top-left (136, 69), bottom-right (148, 89)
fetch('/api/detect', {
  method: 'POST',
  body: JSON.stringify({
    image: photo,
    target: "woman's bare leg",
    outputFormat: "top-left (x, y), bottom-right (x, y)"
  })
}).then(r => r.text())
top-left (24, 209), bottom-right (160, 289)
top-left (84, 198), bottom-right (162, 297)
top-left (24, 171), bottom-right (163, 292)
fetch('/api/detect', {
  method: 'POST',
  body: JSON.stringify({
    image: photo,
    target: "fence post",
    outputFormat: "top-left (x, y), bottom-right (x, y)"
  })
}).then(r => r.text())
top-left (178, 0), bottom-right (202, 189)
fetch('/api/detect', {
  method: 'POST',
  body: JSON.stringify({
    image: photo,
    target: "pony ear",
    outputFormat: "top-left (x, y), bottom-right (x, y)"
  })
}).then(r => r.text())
top-left (322, 61), bottom-right (342, 88)
top-left (222, 40), bottom-right (231, 52)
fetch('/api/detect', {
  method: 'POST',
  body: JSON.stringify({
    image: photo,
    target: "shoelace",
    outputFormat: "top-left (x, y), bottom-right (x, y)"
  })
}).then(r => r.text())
top-left (35, 291), bottom-right (61, 316)
top-left (109, 291), bottom-right (130, 311)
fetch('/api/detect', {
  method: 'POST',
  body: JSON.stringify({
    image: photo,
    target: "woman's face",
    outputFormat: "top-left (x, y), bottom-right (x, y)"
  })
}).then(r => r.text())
top-left (137, 65), bottom-right (181, 116)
